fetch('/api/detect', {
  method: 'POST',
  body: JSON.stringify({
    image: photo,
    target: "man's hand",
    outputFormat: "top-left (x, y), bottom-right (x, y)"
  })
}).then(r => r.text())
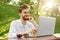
top-left (28, 17), bottom-right (38, 29)
top-left (31, 29), bottom-right (37, 34)
top-left (33, 29), bottom-right (37, 33)
top-left (28, 17), bottom-right (34, 22)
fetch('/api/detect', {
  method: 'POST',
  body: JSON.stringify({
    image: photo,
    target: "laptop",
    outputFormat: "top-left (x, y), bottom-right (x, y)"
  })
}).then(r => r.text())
top-left (29, 16), bottom-right (56, 38)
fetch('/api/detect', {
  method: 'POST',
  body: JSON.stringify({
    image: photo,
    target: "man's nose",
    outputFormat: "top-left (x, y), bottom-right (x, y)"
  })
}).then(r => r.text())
top-left (26, 13), bottom-right (29, 16)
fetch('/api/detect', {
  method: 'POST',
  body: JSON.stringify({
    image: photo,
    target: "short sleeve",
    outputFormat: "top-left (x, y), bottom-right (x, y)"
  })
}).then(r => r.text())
top-left (27, 22), bottom-right (36, 30)
top-left (30, 23), bottom-right (36, 29)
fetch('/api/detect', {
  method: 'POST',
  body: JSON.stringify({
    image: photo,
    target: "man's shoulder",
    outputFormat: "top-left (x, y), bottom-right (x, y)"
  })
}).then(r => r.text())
top-left (27, 21), bottom-right (34, 28)
top-left (11, 19), bottom-right (20, 24)
top-left (27, 21), bottom-right (33, 25)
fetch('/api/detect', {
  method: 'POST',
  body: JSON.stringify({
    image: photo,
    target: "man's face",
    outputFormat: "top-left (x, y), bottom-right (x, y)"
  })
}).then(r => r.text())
top-left (20, 9), bottom-right (30, 20)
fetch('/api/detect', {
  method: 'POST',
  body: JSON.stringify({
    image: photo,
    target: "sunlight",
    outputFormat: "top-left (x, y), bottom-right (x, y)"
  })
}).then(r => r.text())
top-left (39, 0), bottom-right (56, 16)
top-left (59, 6), bottom-right (60, 10)
top-left (45, 2), bottom-right (54, 8)
top-left (59, 6), bottom-right (60, 13)
top-left (42, 0), bottom-right (55, 11)
top-left (9, 0), bottom-right (19, 4)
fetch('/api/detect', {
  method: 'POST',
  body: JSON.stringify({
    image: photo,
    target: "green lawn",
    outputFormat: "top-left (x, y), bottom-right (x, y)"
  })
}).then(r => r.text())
top-left (55, 16), bottom-right (60, 33)
top-left (0, 2), bottom-right (60, 39)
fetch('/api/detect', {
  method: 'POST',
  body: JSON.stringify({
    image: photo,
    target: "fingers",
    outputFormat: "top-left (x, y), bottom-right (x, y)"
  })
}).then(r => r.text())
top-left (29, 17), bottom-right (32, 20)
top-left (30, 30), bottom-right (37, 34)
top-left (33, 30), bottom-right (37, 33)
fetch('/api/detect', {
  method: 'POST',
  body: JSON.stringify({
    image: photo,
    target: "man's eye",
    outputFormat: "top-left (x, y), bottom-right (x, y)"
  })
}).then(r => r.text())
top-left (24, 12), bottom-right (29, 13)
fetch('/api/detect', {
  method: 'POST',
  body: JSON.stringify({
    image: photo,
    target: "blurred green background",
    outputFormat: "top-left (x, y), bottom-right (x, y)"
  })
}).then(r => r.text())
top-left (0, 0), bottom-right (60, 39)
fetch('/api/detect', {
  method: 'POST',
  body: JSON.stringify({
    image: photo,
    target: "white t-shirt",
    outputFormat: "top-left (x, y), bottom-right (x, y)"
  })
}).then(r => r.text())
top-left (8, 19), bottom-right (35, 38)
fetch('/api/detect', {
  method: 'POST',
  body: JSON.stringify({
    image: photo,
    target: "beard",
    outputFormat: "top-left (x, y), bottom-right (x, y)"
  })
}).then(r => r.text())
top-left (22, 16), bottom-right (29, 21)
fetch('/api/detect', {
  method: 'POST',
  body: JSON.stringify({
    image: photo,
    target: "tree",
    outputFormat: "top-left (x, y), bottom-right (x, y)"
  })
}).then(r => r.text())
top-left (0, 0), bottom-right (11, 3)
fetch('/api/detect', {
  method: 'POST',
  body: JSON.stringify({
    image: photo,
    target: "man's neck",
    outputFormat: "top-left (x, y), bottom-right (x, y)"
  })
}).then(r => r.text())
top-left (21, 18), bottom-right (26, 25)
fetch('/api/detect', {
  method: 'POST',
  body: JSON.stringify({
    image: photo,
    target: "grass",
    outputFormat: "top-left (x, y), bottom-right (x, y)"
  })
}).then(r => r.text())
top-left (55, 16), bottom-right (60, 33)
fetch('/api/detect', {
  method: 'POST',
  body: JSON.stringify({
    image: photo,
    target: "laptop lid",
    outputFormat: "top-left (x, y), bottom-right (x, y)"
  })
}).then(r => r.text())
top-left (37, 16), bottom-right (56, 36)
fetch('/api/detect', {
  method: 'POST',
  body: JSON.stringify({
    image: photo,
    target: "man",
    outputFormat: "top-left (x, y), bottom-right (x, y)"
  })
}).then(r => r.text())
top-left (8, 4), bottom-right (38, 38)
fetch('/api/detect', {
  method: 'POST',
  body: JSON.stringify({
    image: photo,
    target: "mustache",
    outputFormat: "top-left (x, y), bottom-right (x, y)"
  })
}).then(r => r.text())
top-left (24, 15), bottom-right (30, 17)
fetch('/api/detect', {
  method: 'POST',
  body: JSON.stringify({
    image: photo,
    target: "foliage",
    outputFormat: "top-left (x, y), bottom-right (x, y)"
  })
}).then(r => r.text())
top-left (0, 2), bottom-right (19, 39)
top-left (0, 0), bottom-right (11, 3)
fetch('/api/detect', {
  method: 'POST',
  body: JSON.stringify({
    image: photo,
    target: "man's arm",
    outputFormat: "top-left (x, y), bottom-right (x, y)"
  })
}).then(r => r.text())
top-left (8, 21), bottom-right (17, 38)
top-left (28, 17), bottom-right (38, 35)
top-left (17, 28), bottom-right (36, 35)
top-left (31, 20), bottom-right (38, 29)
top-left (18, 17), bottom-right (38, 35)
top-left (29, 17), bottom-right (38, 29)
